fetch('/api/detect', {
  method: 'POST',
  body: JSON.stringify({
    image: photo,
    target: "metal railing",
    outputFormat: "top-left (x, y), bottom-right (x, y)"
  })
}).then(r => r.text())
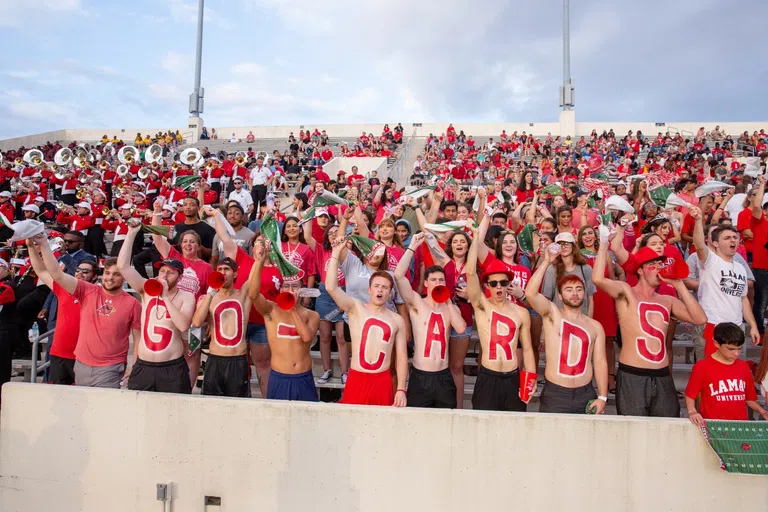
top-left (30, 329), bottom-right (55, 383)
top-left (386, 129), bottom-right (417, 186)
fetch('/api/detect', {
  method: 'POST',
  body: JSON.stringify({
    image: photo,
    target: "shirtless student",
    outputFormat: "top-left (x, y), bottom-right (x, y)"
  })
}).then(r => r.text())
top-left (394, 233), bottom-right (467, 408)
top-left (526, 244), bottom-right (608, 414)
top-left (465, 225), bottom-right (536, 412)
top-left (192, 257), bottom-right (253, 397)
top-left (118, 223), bottom-right (197, 393)
top-left (326, 237), bottom-right (408, 407)
top-left (250, 241), bottom-right (320, 401)
top-left (593, 225), bottom-right (707, 417)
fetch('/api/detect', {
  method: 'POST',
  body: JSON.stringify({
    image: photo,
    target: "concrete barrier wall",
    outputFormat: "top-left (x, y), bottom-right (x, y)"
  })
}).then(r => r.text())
top-left (1, 383), bottom-right (765, 512)
top-left (3, 121), bottom-right (767, 151)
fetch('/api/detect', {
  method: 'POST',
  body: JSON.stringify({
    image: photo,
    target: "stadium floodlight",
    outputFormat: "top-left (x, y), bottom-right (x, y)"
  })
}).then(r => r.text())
top-left (559, 0), bottom-right (575, 110)
top-left (189, 0), bottom-right (205, 115)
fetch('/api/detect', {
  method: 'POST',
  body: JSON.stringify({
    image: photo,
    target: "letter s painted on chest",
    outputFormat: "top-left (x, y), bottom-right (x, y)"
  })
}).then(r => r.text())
top-left (636, 302), bottom-right (670, 363)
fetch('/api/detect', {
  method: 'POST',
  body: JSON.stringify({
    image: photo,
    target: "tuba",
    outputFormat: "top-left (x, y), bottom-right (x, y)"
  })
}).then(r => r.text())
top-left (78, 172), bottom-right (90, 184)
top-left (116, 164), bottom-right (129, 177)
top-left (138, 167), bottom-right (151, 180)
top-left (73, 154), bottom-right (89, 168)
top-left (235, 151), bottom-right (247, 166)
top-left (54, 148), bottom-right (73, 167)
top-left (98, 160), bottom-right (109, 170)
top-left (87, 149), bottom-right (102, 163)
top-left (23, 149), bottom-right (44, 167)
top-left (179, 147), bottom-right (202, 166)
top-left (117, 145), bottom-right (139, 165)
top-left (145, 144), bottom-right (163, 164)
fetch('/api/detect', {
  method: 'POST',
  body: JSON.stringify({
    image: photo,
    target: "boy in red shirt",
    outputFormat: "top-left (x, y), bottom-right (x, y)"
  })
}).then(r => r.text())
top-left (685, 322), bottom-right (768, 427)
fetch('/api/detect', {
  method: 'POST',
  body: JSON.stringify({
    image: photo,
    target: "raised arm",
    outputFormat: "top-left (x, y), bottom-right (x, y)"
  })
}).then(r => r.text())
top-left (393, 233), bottom-right (424, 307)
top-left (690, 206), bottom-right (708, 264)
top-left (302, 215), bottom-right (316, 252)
top-left (524, 248), bottom-right (556, 318)
top-left (325, 237), bottom-right (356, 312)
top-left (247, 240), bottom-right (274, 316)
top-left (465, 224), bottom-right (485, 308)
top-left (353, 205), bottom-right (371, 239)
top-left (475, 187), bottom-right (486, 226)
top-left (610, 214), bottom-right (632, 264)
top-left (594, 226), bottom-right (629, 300)
top-left (25, 239), bottom-right (53, 289)
top-left (116, 223), bottom-right (148, 293)
top-left (151, 203), bottom-right (172, 258)
top-left (752, 177), bottom-right (765, 219)
top-left (35, 234), bottom-right (78, 294)
top-left (205, 206), bottom-right (238, 259)
top-left (476, 208), bottom-right (493, 263)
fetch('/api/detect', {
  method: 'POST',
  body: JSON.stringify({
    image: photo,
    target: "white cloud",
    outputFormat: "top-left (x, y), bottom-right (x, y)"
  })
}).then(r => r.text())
top-left (165, 0), bottom-right (230, 28)
top-left (161, 51), bottom-right (194, 74)
top-left (6, 71), bottom-right (39, 79)
top-left (0, 0), bottom-right (82, 27)
top-left (149, 83), bottom-right (186, 103)
top-left (8, 101), bottom-right (79, 122)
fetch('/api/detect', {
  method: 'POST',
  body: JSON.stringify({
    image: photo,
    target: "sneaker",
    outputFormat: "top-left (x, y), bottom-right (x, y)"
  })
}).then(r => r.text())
top-left (316, 369), bottom-right (333, 384)
top-left (341, 372), bottom-right (348, 387)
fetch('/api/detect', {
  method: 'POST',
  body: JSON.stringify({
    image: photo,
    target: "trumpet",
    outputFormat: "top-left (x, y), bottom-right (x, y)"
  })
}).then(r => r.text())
top-left (14, 157), bottom-right (23, 165)
top-left (171, 162), bottom-right (180, 171)
top-left (76, 188), bottom-right (88, 200)
top-left (54, 148), bottom-right (73, 166)
top-left (98, 160), bottom-right (109, 170)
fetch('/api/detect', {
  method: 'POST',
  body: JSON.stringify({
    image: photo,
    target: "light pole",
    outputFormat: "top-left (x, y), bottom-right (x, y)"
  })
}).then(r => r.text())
top-left (559, 0), bottom-right (575, 110)
top-left (189, 0), bottom-right (205, 117)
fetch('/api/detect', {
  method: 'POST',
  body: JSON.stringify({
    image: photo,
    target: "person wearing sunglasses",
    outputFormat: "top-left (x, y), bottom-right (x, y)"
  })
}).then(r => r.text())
top-left (464, 225), bottom-right (535, 412)
top-left (593, 226), bottom-right (706, 417)
top-left (525, 244), bottom-right (608, 414)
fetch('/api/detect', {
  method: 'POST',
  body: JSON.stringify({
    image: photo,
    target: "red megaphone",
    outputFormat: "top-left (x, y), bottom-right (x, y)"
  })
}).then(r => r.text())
top-left (276, 292), bottom-right (296, 311)
top-left (143, 278), bottom-right (163, 297)
top-left (208, 271), bottom-right (225, 290)
top-left (431, 285), bottom-right (451, 304)
top-left (659, 258), bottom-right (689, 280)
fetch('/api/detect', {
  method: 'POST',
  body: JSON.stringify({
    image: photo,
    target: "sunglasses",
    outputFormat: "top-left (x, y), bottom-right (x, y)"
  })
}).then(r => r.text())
top-left (63, 239), bottom-right (81, 245)
top-left (487, 279), bottom-right (510, 288)
top-left (74, 267), bottom-right (92, 274)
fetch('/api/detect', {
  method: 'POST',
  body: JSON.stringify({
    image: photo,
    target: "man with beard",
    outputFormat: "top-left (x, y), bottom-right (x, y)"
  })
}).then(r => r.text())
top-left (593, 226), bottom-right (707, 417)
top-left (26, 245), bottom-right (99, 385)
top-left (192, 257), bottom-right (254, 397)
top-left (32, 233), bottom-right (141, 388)
top-left (525, 245), bottom-right (608, 414)
top-left (117, 223), bottom-right (197, 393)
top-left (465, 225), bottom-right (536, 412)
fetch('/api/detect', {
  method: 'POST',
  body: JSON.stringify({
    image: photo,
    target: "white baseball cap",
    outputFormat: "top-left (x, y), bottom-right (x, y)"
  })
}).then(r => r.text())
top-left (0, 191), bottom-right (11, 198)
top-left (554, 232), bottom-right (576, 244)
top-left (22, 204), bottom-right (40, 214)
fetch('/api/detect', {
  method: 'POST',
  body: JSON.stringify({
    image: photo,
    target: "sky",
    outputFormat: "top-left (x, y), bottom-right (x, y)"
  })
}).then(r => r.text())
top-left (1, 0), bottom-right (767, 139)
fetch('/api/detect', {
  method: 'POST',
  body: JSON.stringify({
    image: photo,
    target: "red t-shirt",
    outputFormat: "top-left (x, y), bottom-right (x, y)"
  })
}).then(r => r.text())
top-left (168, 246), bottom-right (213, 300)
top-left (49, 281), bottom-right (81, 360)
top-left (750, 214), bottom-right (768, 270)
top-left (72, 281), bottom-right (142, 367)
top-left (282, 242), bottom-right (317, 285)
top-left (685, 357), bottom-right (757, 420)
top-left (234, 247), bottom-right (282, 324)
top-left (313, 244), bottom-right (346, 287)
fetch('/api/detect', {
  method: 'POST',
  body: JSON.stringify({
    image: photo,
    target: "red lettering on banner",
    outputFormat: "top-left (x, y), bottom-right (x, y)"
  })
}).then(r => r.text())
top-left (558, 320), bottom-right (591, 377)
top-left (213, 300), bottom-right (243, 347)
top-left (423, 312), bottom-right (447, 360)
top-left (359, 317), bottom-right (392, 371)
top-left (143, 298), bottom-right (173, 352)
top-left (277, 322), bottom-right (300, 339)
top-left (636, 302), bottom-right (670, 363)
top-left (488, 311), bottom-right (517, 361)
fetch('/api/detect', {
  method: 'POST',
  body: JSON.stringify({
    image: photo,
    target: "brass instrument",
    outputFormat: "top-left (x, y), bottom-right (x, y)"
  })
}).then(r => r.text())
top-left (14, 157), bottom-right (23, 165)
top-left (87, 149), bottom-right (101, 163)
top-left (235, 151), bottom-right (247, 166)
top-left (0, 153), bottom-right (3, 165)
top-left (171, 162), bottom-right (180, 171)
top-left (116, 164), bottom-right (129, 177)
top-left (54, 148), bottom-right (73, 167)
top-left (138, 167), bottom-right (151, 180)
top-left (117, 145), bottom-right (139, 165)
top-left (98, 160), bottom-right (109, 170)
top-left (54, 168), bottom-right (67, 180)
top-left (78, 172), bottom-right (90, 184)
top-left (23, 149), bottom-right (44, 167)
top-left (102, 207), bottom-right (112, 216)
top-left (73, 154), bottom-right (89, 168)
top-left (145, 144), bottom-right (163, 164)
top-left (76, 189), bottom-right (87, 200)
top-left (179, 148), bottom-right (202, 166)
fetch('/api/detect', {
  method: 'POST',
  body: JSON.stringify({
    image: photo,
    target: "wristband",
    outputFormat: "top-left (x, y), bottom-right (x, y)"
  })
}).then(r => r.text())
top-left (396, 389), bottom-right (406, 394)
top-left (519, 292), bottom-right (526, 301)
top-left (406, 247), bottom-right (415, 252)
top-left (597, 396), bottom-right (608, 402)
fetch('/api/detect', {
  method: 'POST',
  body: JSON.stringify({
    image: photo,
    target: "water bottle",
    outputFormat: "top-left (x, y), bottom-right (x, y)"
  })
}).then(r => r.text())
top-left (29, 323), bottom-right (39, 341)
top-left (267, 193), bottom-right (275, 210)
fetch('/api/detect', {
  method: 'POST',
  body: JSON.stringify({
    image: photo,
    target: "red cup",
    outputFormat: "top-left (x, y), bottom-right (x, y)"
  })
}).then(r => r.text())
top-left (276, 292), bottom-right (296, 311)
top-left (659, 258), bottom-right (689, 280)
top-left (431, 285), bottom-right (450, 304)
top-left (143, 278), bottom-right (163, 297)
top-left (519, 370), bottom-right (537, 403)
top-left (208, 271), bottom-right (225, 290)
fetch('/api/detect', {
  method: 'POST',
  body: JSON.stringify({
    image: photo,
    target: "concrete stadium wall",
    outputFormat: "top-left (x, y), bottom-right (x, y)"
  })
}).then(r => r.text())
top-left (3, 121), bottom-right (767, 151)
top-left (1, 384), bottom-right (765, 512)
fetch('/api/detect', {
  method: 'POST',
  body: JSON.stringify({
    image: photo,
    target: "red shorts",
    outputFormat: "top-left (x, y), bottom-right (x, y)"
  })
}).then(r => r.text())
top-left (340, 369), bottom-right (394, 406)
top-left (704, 322), bottom-right (716, 357)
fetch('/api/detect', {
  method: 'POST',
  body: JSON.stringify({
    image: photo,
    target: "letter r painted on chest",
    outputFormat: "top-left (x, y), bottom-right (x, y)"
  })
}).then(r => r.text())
top-left (488, 311), bottom-right (517, 361)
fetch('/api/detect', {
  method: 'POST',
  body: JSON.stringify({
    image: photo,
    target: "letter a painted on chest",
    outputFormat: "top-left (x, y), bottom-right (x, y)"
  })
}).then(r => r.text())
top-left (423, 312), bottom-right (447, 360)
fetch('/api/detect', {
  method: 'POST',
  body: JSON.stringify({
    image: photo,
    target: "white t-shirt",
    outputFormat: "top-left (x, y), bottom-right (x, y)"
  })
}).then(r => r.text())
top-left (687, 251), bottom-right (753, 301)
top-left (250, 166), bottom-right (272, 186)
top-left (724, 193), bottom-right (746, 220)
top-left (696, 250), bottom-right (748, 325)
top-left (227, 189), bottom-right (254, 211)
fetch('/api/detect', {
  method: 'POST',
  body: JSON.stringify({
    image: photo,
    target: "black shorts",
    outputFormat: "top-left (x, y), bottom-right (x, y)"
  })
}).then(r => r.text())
top-left (539, 379), bottom-right (597, 414)
top-left (471, 366), bottom-right (526, 412)
top-left (407, 367), bottom-right (457, 409)
top-left (48, 355), bottom-right (75, 386)
top-left (127, 356), bottom-right (192, 394)
top-left (615, 363), bottom-right (680, 417)
top-left (202, 353), bottom-right (249, 397)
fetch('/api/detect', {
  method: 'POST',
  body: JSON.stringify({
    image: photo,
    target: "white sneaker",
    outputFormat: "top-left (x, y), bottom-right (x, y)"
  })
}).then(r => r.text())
top-left (316, 369), bottom-right (333, 384)
top-left (341, 372), bottom-right (348, 387)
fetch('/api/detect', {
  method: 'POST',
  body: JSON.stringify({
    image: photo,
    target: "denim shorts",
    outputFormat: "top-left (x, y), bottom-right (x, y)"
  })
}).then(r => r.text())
top-left (450, 325), bottom-right (473, 339)
top-left (315, 284), bottom-right (344, 323)
top-left (246, 323), bottom-right (268, 345)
